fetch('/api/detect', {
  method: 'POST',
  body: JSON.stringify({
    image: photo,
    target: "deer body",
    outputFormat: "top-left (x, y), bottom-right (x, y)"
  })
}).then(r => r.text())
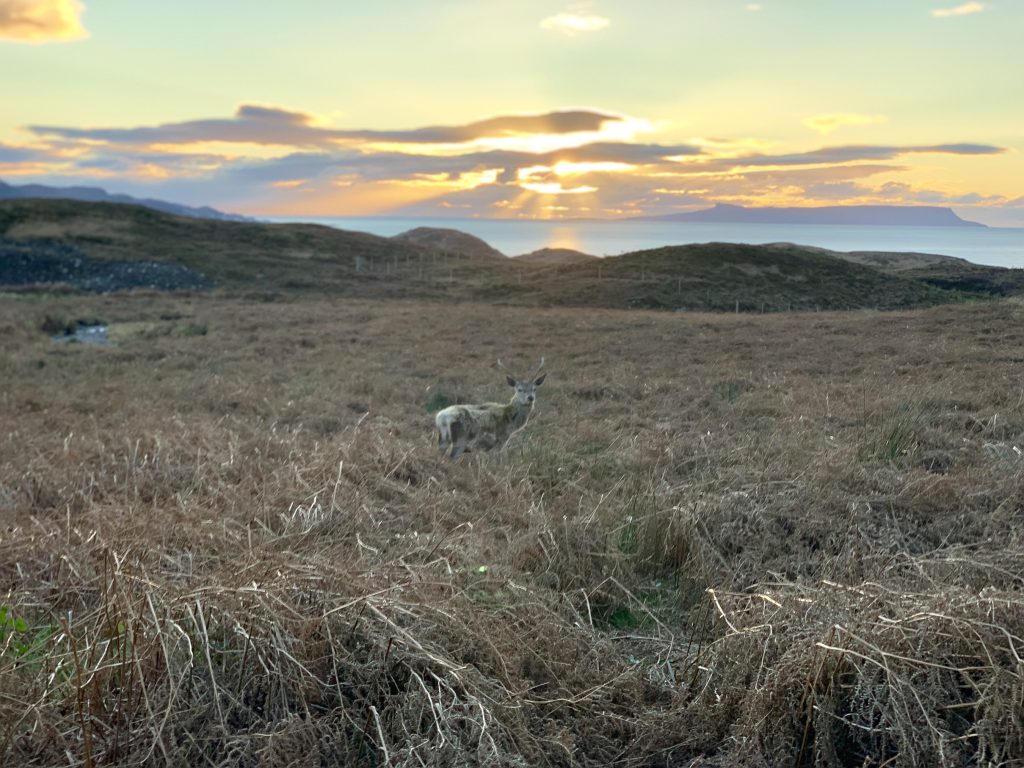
top-left (435, 360), bottom-right (546, 460)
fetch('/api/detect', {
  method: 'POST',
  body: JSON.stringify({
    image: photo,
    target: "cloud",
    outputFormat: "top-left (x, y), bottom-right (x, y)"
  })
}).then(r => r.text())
top-left (798, 179), bottom-right (1010, 208)
top-left (951, 191), bottom-right (1003, 204)
top-left (803, 113), bottom-right (887, 135)
top-left (717, 142), bottom-right (1004, 169)
top-left (0, 0), bottom-right (87, 43)
top-left (932, 2), bottom-right (984, 17)
top-left (29, 105), bottom-right (631, 148)
top-left (8, 104), bottom-right (1013, 219)
top-left (539, 13), bottom-right (610, 35)
top-left (30, 104), bottom-right (329, 148)
top-left (556, 141), bottom-right (701, 163)
top-left (342, 111), bottom-right (626, 143)
top-left (202, 138), bottom-right (703, 190)
top-left (0, 143), bottom-right (49, 162)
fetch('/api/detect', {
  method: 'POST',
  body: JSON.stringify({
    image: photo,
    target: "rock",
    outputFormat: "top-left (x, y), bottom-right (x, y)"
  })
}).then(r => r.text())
top-left (0, 238), bottom-right (211, 293)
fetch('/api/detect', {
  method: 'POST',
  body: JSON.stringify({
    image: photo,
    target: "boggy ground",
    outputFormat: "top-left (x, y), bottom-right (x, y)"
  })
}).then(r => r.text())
top-left (1, 293), bottom-right (1023, 766)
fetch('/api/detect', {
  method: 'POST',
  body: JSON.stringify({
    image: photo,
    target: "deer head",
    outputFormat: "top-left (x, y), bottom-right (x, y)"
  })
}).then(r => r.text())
top-left (498, 357), bottom-right (546, 406)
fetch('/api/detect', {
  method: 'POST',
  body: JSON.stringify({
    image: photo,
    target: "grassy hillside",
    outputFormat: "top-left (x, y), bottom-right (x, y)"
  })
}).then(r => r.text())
top-left (0, 198), bottom-right (1003, 311)
top-left (3, 291), bottom-right (1024, 765)
top-left (392, 226), bottom-right (506, 259)
top-left (520, 242), bottom-right (970, 311)
top-left (0, 198), bottom-right (517, 296)
top-left (762, 242), bottom-right (1024, 297)
top-left (514, 246), bottom-right (598, 264)
top-left (903, 260), bottom-right (1024, 296)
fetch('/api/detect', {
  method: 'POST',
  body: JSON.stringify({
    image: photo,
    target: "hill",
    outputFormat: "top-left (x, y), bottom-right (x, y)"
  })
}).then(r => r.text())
top-left (762, 242), bottom-right (1024, 296)
top-left (1, 198), bottom-right (1011, 311)
top-left (760, 242), bottom-right (968, 271)
top-left (514, 242), bottom-right (971, 311)
top-left (0, 198), bottom-right (517, 296)
top-left (0, 179), bottom-right (249, 221)
top-left (392, 226), bottom-right (506, 259)
top-left (637, 202), bottom-right (985, 227)
top-left (515, 247), bottom-right (597, 264)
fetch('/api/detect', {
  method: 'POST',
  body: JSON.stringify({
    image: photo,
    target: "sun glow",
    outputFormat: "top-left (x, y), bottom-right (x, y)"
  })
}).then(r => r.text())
top-left (552, 160), bottom-right (634, 176)
top-left (360, 115), bottom-right (655, 157)
top-left (476, 116), bottom-right (652, 154)
top-left (519, 181), bottom-right (597, 195)
top-left (390, 168), bottom-right (501, 189)
top-left (516, 164), bottom-right (599, 195)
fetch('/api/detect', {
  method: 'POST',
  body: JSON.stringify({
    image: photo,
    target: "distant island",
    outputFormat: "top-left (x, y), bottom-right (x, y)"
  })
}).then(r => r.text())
top-left (635, 203), bottom-right (985, 228)
top-left (0, 180), bottom-right (249, 222)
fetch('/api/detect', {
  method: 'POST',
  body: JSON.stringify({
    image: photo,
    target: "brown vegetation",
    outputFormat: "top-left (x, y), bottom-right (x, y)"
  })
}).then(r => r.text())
top-left (392, 227), bottom-right (506, 260)
top-left (514, 248), bottom-right (598, 264)
top-left (8, 199), bottom-right (1023, 311)
top-left (2, 292), bottom-right (1024, 766)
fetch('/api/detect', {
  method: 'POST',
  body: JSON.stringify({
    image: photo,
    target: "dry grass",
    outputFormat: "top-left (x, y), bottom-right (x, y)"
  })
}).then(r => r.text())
top-left (4, 200), bottom-right (992, 311)
top-left (2, 293), bottom-right (1024, 766)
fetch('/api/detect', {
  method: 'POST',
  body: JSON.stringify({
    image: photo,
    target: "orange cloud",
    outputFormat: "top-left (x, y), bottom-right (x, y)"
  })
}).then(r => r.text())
top-left (30, 105), bottom-right (635, 153)
top-left (7, 105), bottom-right (1014, 221)
top-left (0, 0), bottom-right (87, 43)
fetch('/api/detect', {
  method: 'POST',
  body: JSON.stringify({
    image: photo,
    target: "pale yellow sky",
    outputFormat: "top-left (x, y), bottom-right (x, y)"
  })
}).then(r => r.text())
top-left (1, 0), bottom-right (1022, 224)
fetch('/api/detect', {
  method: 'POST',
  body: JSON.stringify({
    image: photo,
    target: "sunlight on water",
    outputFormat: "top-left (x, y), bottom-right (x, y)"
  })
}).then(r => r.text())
top-left (548, 225), bottom-right (584, 252)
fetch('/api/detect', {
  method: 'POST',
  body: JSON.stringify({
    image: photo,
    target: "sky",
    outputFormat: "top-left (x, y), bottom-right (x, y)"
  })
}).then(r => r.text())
top-left (1, 0), bottom-right (1023, 225)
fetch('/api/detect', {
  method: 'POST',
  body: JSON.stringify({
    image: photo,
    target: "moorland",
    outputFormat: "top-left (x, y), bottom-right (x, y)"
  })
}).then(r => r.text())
top-left (1, 199), bottom-right (1024, 766)
top-left (5, 198), bottom-right (1024, 310)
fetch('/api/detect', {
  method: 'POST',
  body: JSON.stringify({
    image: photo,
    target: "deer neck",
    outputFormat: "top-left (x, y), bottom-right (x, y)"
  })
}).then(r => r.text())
top-left (504, 397), bottom-right (533, 429)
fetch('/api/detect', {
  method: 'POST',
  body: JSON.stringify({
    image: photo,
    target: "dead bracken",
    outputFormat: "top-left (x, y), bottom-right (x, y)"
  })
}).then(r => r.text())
top-left (1, 294), bottom-right (1023, 766)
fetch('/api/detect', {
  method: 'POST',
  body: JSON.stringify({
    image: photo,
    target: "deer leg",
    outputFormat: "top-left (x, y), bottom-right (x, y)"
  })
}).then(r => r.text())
top-left (436, 416), bottom-right (452, 453)
top-left (447, 422), bottom-right (467, 459)
top-left (438, 427), bottom-right (451, 453)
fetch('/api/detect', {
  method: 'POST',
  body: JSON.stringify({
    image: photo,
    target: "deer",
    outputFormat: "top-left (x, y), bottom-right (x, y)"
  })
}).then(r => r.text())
top-left (435, 358), bottom-right (546, 460)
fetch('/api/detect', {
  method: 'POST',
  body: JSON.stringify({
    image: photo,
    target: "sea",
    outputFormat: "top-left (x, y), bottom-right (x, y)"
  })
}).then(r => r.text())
top-left (268, 216), bottom-right (1024, 269)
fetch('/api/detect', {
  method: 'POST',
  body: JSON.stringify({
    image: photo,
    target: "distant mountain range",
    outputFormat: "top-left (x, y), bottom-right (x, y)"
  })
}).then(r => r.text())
top-left (635, 203), bottom-right (985, 228)
top-left (0, 180), bottom-right (249, 222)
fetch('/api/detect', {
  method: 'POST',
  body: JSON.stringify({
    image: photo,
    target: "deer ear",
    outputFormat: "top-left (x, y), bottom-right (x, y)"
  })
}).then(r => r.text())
top-left (534, 374), bottom-right (546, 386)
top-left (506, 375), bottom-right (517, 387)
